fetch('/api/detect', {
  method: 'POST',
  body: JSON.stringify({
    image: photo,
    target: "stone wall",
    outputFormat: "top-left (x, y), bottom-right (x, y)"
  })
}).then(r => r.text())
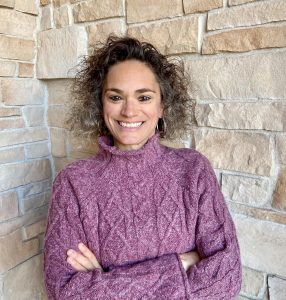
top-left (0, 0), bottom-right (285, 299)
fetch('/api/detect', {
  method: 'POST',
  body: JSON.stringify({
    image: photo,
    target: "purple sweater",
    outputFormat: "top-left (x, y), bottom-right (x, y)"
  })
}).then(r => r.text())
top-left (44, 133), bottom-right (242, 299)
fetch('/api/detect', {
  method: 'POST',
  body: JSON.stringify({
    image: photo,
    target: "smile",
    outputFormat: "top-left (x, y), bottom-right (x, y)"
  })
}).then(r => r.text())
top-left (118, 121), bottom-right (143, 128)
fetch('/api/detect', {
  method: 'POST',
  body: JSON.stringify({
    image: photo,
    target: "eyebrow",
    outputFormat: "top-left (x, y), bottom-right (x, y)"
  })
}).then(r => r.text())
top-left (104, 88), bottom-right (156, 94)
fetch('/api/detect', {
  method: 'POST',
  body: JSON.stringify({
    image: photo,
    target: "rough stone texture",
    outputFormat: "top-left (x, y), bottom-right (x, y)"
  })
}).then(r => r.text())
top-left (0, 35), bottom-right (35, 61)
top-left (272, 167), bottom-right (286, 212)
top-left (241, 267), bottom-right (266, 299)
top-left (40, 0), bottom-right (50, 5)
top-left (19, 63), bottom-right (34, 78)
top-left (0, 229), bottom-right (39, 273)
top-left (23, 106), bottom-right (45, 126)
top-left (268, 276), bottom-right (286, 300)
top-left (87, 19), bottom-right (126, 47)
top-left (54, 5), bottom-right (69, 28)
top-left (0, 0), bottom-right (14, 8)
top-left (0, 147), bottom-right (24, 164)
top-left (26, 142), bottom-right (50, 159)
top-left (233, 214), bottom-right (286, 277)
top-left (18, 180), bottom-right (51, 199)
top-left (0, 191), bottom-right (18, 222)
top-left (2, 254), bottom-right (46, 299)
top-left (276, 134), bottom-right (286, 164)
top-left (185, 50), bottom-right (286, 100)
top-left (68, 133), bottom-right (98, 155)
top-left (127, 0), bottom-right (183, 23)
top-left (128, 17), bottom-right (198, 55)
top-left (50, 127), bottom-right (67, 157)
top-left (47, 79), bottom-right (73, 105)
top-left (41, 5), bottom-right (52, 31)
top-left (194, 129), bottom-right (272, 176)
top-left (195, 102), bottom-right (286, 131)
top-left (0, 106), bottom-right (21, 117)
top-left (222, 174), bottom-right (269, 207)
top-left (208, 0), bottom-right (286, 31)
top-left (37, 27), bottom-right (87, 79)
top-left (21, 191), bottom-right (50, 213)
top-left (22, 219), bottom-right (47, 240)
top-left (229, 0), bottom-right (256, 5)
top-left (48, 106), bottom-right (66, 127)
top-left (0, 127), bottom-right (48, 147)
top-left (183, 0), bottom-right (223, 14)
top-left (0, 8), bottom-right (36, 37)
top-left (73, 0), bottom-right (124, 23)
top-left (0, 159), bottom-right (52, 191)
top-left (203, 25), bottom-right (286, 54)
top-left (0, 117), bottom-right (25, 130)
top-left (0, 61), bottom-right (16, 77)
top-left (15, 0), bottom-right (38, 15)
top-left (54, 0), bottom-right (70, 6)
top-left (0, 79), bottom-right (44, 105)
top-left (54, 157), bottom-right (74, 173)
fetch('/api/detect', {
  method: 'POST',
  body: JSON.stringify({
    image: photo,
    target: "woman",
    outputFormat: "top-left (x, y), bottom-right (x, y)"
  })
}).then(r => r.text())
top-left (44, 36), bottom-right (242, 299)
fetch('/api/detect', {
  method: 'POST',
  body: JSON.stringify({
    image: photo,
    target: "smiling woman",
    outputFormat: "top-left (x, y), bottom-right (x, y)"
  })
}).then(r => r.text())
top-left (44, 36), bottom-right (242, 299)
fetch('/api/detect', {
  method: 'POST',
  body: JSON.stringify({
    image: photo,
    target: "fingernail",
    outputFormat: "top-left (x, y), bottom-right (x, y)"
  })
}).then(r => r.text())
top-left (67, 249), bottom-right (74, 255)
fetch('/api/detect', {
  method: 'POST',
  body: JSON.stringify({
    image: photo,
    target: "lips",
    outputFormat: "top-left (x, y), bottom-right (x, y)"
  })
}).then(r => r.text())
top-left (118, 121), bottom-right (143, 128)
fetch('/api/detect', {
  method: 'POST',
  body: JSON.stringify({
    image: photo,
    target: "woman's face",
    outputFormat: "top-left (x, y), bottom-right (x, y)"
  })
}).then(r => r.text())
top-left (102, 59), bottom-right (163, 151)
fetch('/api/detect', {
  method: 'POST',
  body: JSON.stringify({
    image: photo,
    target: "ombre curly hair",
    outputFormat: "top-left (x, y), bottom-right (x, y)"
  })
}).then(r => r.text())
top-left (66, 35), bottom-right (193, 140)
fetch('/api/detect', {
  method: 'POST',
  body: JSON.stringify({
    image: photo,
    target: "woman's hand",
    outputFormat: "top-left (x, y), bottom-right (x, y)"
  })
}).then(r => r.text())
top-left (179, 251), bottom-right (201, 272)
top-left (67, 242), bottom-right (103, 272)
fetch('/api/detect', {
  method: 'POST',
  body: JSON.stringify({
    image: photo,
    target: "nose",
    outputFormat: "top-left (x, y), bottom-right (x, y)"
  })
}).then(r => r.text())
top-left (121, 98), bottom-right (138, 118)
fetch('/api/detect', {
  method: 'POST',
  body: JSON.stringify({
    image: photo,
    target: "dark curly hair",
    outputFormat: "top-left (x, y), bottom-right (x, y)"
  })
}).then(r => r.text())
top-left (66, 35), bottom-right (193, 140)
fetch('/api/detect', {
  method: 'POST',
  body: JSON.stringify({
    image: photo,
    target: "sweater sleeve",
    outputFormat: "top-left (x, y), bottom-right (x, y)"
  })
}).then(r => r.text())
top-left (181, 158), bottom-right (242, 300)
top-left (44, 171), bottom-right (187, 300)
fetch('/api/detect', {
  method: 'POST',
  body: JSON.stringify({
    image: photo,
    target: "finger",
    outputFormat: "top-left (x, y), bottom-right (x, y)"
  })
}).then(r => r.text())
top-left (67, 249), bottom-right (95, 271)
top-left (67, 256), bottom-right (88, 272)
top-left (78, 243), bottom-right (102, 269)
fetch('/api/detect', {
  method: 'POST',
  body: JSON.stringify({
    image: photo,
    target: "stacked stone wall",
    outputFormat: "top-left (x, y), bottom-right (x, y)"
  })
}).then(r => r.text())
top-left (0, 0), bottom-right (285, 299)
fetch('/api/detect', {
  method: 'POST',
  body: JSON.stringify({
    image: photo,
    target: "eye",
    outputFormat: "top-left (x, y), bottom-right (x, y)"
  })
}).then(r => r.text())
top-left (108, 95), bottom-right (122, 102)
top-left (139, 95), bottom-right (151, 102)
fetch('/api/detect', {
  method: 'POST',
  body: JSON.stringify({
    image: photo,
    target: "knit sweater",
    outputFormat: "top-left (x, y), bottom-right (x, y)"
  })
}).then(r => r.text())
top-left (44, 133), bottom-right (242, 300)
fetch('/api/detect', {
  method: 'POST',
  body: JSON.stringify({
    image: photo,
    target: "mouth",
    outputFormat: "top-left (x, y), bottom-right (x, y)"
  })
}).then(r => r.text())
top-left (118, 121), bottom-right (144, 128)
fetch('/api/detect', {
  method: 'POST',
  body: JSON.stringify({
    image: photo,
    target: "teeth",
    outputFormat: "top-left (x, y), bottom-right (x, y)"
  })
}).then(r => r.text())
top-left (119, 121), bottom-right (143, 128)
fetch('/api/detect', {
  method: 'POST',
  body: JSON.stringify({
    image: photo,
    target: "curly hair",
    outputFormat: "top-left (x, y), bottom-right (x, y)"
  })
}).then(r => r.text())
top-left (66, 35), bottom-right (193, 140)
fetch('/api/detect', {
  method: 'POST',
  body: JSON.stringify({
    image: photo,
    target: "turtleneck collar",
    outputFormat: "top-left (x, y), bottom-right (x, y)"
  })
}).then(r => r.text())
top-left (98, 133), bottom-right (164, 163)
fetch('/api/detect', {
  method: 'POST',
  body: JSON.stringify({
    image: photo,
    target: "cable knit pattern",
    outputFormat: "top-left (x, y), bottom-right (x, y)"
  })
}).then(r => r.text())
top-left (44, 133), bottom-right (242, 299)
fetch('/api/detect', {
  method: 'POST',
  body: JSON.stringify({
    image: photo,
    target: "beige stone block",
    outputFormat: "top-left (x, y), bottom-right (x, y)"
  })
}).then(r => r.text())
top-left (22, 219), bottom-right (47, 240)
top-left (276, 134), bottom-right (286, 164)
top-left (185, 50), bottom-right (286, 100)
top-left (183, 0), bottom-right (223, 14)
top-left (194, 129), bottom-right (272, 176)
top-left (0, 35), bottom-right (35, 61)
top-left (0, 0), bottom-right (14, 8)
top-left (0, 127), bottom-right (48, 147)
top-left (41, 5), bottom-right (52, 31)
top-left (128, 17), bottom-right (198, 55)
top-left (229, 0), bottom-right (260, 6)
top-left (50, 127), bottom-right (67, 157)
top-left (268, 277), bottom-right (286, 300)
top-left (241, 266), bottom-right (266, 299)
top-left (54, 5), bottom-right (69, 28)
top-left (19, 63), bottom-right (34, 78)
top-left (0, 79), bottom-right (45, 105)
top-left (73, 0), bottom-right (124, 23)
top-left (68, 133), bottom-right (98, 154)
top-left (54, 0), bottom-right (70, 6)
top-left (0, 159), bottom-right (52, 191)
top-left (0, 147), bottom-right (24, 164)
top-left (195, 102), bottom-right (286, 131)
top-left (25, 142), bottom-right (50, 159)
top-left (48, 106), bottom-right (66, 127)
top-left (40, 0), bottom-right (50, 5)
top-left (18, 180), bottom-right (51, 198)
top-left (233, 214), bottom-right (286, 277)
top-left (2, 254), bottom-right (45, 299)
top-left (203, 25), bottom-right (286, 54)
top-left (272, 167), bottom-right (286, 212)
top-left (0, 117), bottom-right (25, 130)
top-left (208, 0), bottom-right (286, 31)
top-left (23, 106), bottom-right (44, 126)
top-left (127, 0), bottom-right (182, 23)
top-left (0, 106), bottom-right (21, 117)
top-left (22, 190), bottom-right (50, 212)
top-left (0, 191), bottom-right (18, 222)
top-left (87, 19), bottom-right (126, 46)
top-left (37, 27), bottom-right (87, 79)
top-left (54, 157), bottom-right (74, 173)
top-left (47, 79), bottom-right (73, 105)
top-left (15, 0), bottom-right (38, 15)
top-left (0, 61), bottom-right (16, 77)
top-left (0, 229), bottom-right (39, 273)
top-left (0, 8), bottom-right (36, 37)
top-left (222, 174), bottom-right (269, 207)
